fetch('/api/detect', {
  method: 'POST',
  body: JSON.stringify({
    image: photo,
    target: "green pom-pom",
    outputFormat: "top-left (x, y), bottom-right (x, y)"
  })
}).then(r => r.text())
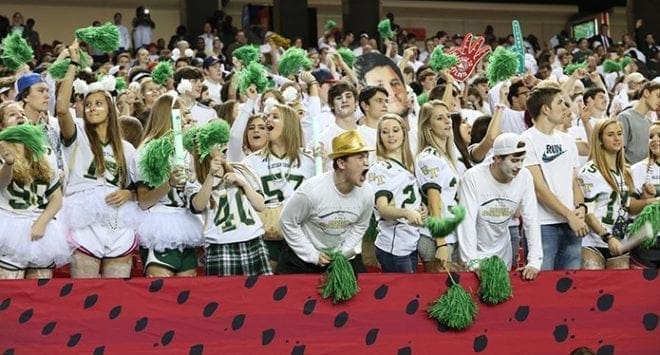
top-left (79, 51), bottom-right (92, 68)
top-left (0, 124), bottom-right (47, 161)
top-left (425, 205), bottom-right (466, 238)
top-left (138, 134), bottom-right (174, 187)
top-left (75, 22), bottom-right (120, 52)
top-left (0, 31), bottom-right (34, 72)
top-left (237, 62), bottom-right (270, 95)
top-left (478, 256), bottom-right (512, 304)
top-left (485, 47), bottom-right (518, 86)
top-left (319, 252), bottom-right (359, 303)
top-left (324, 19), bottom-right (337, 32)
top-left (564, 61), bottom-right (588, 76)
top-left (627, 202), bottom-right (660, 249)
top-left (278, 47), bottom-right (312, 77)
top-left (196, 120), bottom-right (231, 161)
top-left (621, 56), bottom-right (633, 68)
top-left (338, 47), bottom-right (356, 67)
top-left (48, 59), bottom-right (72, 80)
top-left (152, 61), bottom-right (174, 86)
top-left (427, 283), bottom-right (478, 330)
top-left (429, 46), bottom-right (459, 72)
top-left (183, 126), bottom-right (200, 152)
top-left (115, 77), bottom-right (127, 93)
top-left (232, 45), bottom-right (260, 66)
top-left (377, 19), bottom-right (394, 40)
top-left (602, 59), bottom-right (622, 73)
top-left (417, 92), bottom-right (429, 106)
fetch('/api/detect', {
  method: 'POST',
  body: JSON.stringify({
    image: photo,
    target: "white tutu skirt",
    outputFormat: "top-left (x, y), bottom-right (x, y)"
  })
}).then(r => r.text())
top-left (61, 186), bottom-right (144, 231)
top-left (0, 210), bottom-right (72, 268)
top-left (137, 208), bottom-right (203, 252)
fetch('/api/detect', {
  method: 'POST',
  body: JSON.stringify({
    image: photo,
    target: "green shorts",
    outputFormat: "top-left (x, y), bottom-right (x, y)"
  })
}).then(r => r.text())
top-left (141, 247), bottom-right (198, 273)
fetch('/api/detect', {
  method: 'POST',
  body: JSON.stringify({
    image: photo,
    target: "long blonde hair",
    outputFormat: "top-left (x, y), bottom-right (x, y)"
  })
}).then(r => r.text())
top-left (377, 113), bottom-right (414, 172)
top-left (589, 119), bottom-right (633, 193)
top-left (262, 103), bottom-right (303, 166)
top-left (417, 100), bottom-right (457, 170)
top-left (140, 94), bottom-right (180, 146)
top-left (647, 121), bottom-right (660, 166)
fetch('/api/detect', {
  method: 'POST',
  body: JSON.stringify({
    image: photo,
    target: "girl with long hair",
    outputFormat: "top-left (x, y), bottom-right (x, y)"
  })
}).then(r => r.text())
top-left (132, 94), bottom-right (202, 277)
top-left (0, 102), bottom-right (69, 279)
top-left (243, 103), bottom-right (315, 270)
top-left (227, 85), bottom-right (270, 162)
top-left (56, 40), bottom-right (141, 278)
top-left (415, 100), bottom-right (460, 272)
top-left (368, 114), bottom-right (425, 272)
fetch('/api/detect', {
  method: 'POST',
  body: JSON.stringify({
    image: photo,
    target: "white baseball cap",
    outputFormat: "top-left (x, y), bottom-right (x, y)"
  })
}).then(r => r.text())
top-left (493, 133), bottom-right (526, 156)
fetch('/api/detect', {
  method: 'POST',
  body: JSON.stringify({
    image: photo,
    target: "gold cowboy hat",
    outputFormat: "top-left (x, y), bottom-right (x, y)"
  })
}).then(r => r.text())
top-left (328, 130), bottom-right (374, 159)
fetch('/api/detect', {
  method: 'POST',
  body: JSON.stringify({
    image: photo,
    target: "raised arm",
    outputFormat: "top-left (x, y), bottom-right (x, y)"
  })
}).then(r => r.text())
top-left (55, 40), bottom-right (80, 141)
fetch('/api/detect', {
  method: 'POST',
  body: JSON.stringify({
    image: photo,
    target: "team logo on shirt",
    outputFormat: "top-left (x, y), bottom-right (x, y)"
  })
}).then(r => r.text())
top-left (420, 165), bottom-right (439, 178)
top-left (541, 144), bottom-right (566, 163)
top-left (479, 198), bottom-right (518, 224)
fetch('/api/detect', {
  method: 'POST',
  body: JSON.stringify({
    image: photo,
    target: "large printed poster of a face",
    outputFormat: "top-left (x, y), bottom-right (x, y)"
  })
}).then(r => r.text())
top-left (354, 53), bottom-right (410, 118)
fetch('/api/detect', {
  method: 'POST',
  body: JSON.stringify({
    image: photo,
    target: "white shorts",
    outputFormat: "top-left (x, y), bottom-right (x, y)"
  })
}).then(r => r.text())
top-left (69, 224), bottom-right (137, 259)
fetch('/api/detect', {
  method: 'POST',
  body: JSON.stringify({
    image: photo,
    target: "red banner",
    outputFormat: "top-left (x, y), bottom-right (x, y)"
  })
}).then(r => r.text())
top-left (1, 270), bottom-right (658, 354)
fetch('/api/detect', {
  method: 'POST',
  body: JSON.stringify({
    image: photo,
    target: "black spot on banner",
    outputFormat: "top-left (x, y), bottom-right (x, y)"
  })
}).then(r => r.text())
top-left (597, 294), bottom-right (614, 311)
top-left (514, 306), bottom-right (530, 321)
top-left (0, 298), bottom-right (10, 311)
top-left (553, 324), bottom-right (569, 342)
top-left (232, 314), bottom-right (246, 330)
top-left (84, 294), bottom-right (98, 309)
top-left (3, 349), bottom-right (15, 355)
top-left (177, 291), bottom-right (190, 304)
top-left (134, 317), bottom-right (149, 332)
top-left (596, 345), bottom-right (614, 355)
top-left (59, 283), bottom-right (73, 297)
top-left (37, 279), bottom-right (49, 287)
top-left (93, 346), bottom-right (105, 355)
top-left (149, 279), bottom-right (164, 293)
top-left (365, 328), bottom-right (379, 345)
top-left (67, 333), bottom-right (81, 347)
top-left (397, 346), bottom-right (412, 355)
top-left (334, 311), bottom-right (349, 328)
top-left (203, 302), bottom-right (219, 317)
top-left (445, 272), bottom-right (460, 287)
top-left (303, 299), bottom-right (316, 315)
top-left (556, 277), bottom-right (573, 293)
top-left (273, 286), bottom-right (288, 301)
top-left (643, 313), bottom-right (658, 331)
top-left (244, 275), bottom-right (259, 288)
top-left (262, 328), bottom-right (275, 345)
top-left (291, 344), bottom-right (305, 355)
top-left (189, 344), bottom-right (204, 355)
top-left (437, 323), bottom-right (449, 332)
top-left (18, 308), bottom-right (33, 324)
top-left (642, 268), bottom-right (657, 281)
top-left (108, 306), bottom-right (121, 320)
top-left (405, 299), bottom-right (419, 315)
top-left (374, 284), bottom-right (388, 300)
top-left (474, 334), bottom-right (488, 352)
top-left (161, 330), bottom-right (175, 346)
top-left (41, 321), bottom-right (57, 335)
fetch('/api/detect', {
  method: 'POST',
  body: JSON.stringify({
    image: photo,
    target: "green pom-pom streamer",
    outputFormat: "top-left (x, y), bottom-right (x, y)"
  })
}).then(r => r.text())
top-left (138, 134), bottom-right (174, 187)
top-left (425, 205), bottom-right (466, 238)
top-left (602, 59), bottom-right (622, 73)
top-left (621, 56), bottom-right (633, 68)
top-left (319, 252), bottom-right (359, 303)
top-left (1, 31), bottom-right (34, 72)
top-left (427, 283), bottom-right (478, 330)
top-left (417, 92), bottom-right (429, 106)
top-left (115, 77), bottom-right (127, 93)
top-left (237, 62), bottom-right (270, 95)
top-left (485, 47), bottom-right (518, 86)
top-left (48, 59), bottom-right (72, 80)
top-left (278, 47), bottom-right (312, 77)
top-left (627, 202), bottom-right (660, 249)
top-left (0, 124), bottom-right (47, 161)
top-left (183, 126), bottom-right (200, 152)
top-left (377, 19), bottom-right (394, 40)
top-left (478, 256), bottom-right (512, 304)
top-left (79, 51), bottom-right (92, 68)
top-left (232, 45), bottom-right (260, 66)
top-left (429, 46), bottom-right (459, 72)
top-left (324, 19), bottom-right (337, 32)
top-left (75, 22), bottom-right (120, 53)
top-left (564, 61), bottom-right (588, 76)
top-left (196, 120), bottom-right (231, 161)
top-left (337, 47), bottom-right (356, 67)
top-left (152, 61), bottom-right (174, 86)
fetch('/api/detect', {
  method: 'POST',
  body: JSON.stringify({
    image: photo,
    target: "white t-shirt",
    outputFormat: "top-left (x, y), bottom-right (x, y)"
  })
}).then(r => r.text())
top-left (191, 102), bottom-right (218, 126)
top-left (357, 124), bottom-right (378, 165)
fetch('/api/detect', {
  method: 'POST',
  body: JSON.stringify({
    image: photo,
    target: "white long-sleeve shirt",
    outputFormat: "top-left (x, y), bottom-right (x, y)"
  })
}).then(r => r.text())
top-left (457, 164), bottom-right (543, 271)
top-left (279, 172), bottom-right (374, 264)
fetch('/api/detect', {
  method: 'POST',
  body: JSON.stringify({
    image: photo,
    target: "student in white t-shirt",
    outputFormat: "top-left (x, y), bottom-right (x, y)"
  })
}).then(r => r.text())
top-left (357, 86), bottom-right (389, 164)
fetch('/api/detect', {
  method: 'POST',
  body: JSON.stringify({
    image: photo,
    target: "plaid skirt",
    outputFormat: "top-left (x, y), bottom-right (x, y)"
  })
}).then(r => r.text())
top-left (205, 237), bottom-right (273, 276)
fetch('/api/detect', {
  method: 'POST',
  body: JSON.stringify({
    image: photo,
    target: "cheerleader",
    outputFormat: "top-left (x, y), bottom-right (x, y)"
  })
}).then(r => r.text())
top-left (189, 126), bottom-right (271, 276)
top-left (415, 100), bottom-right (461, 272)
top-left (243, 103), bottom-right (315, 270)
top-left (367, 114), bottom-right (425, 273)
top-left (132, 94), bottom-right (203, 277)
top-left (0, 102), bottom-right (70, 279)
top-left (55, 40), bottom-right (140, 278)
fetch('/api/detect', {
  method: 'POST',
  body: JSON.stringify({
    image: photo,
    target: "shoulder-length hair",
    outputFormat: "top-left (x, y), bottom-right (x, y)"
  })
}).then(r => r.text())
top-left (262, 103), bottom-right (303, 166)
top-left (589, 119), bottom-right (633, 193)
top-left (417, 99), bottom-right (457, 170)
top-left (376, 113), bottom-right (414, 172)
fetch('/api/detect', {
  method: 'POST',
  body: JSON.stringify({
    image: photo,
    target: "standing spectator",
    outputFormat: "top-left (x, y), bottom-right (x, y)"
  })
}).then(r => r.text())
top-left (617, 81), bottom-right (659, 164)
top-left (114, 12), bottom-right (132, 52)
top-left (589, 23), bottom-right (613, 51)
top-left (10, 12), bottom-right (24, 34)
top-left (168, 25), bottom-right (189, 50)
top-left (226, 30), bottom-right (248, 61)
top-left (199, 21), bottom-right (217, 56)
top-left (202, 56), bottom-right (223, 104)
top-left (22, 19), bottom-right (41, 57)
top-left (132, 6), bottom-right (155, 50)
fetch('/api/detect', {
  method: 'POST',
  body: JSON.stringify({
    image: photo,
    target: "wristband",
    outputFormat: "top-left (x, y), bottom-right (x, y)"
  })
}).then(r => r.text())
top-left (69, 60), bottom-right (80, 67)
top-left (576, 202), bottom-right (588, 214)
